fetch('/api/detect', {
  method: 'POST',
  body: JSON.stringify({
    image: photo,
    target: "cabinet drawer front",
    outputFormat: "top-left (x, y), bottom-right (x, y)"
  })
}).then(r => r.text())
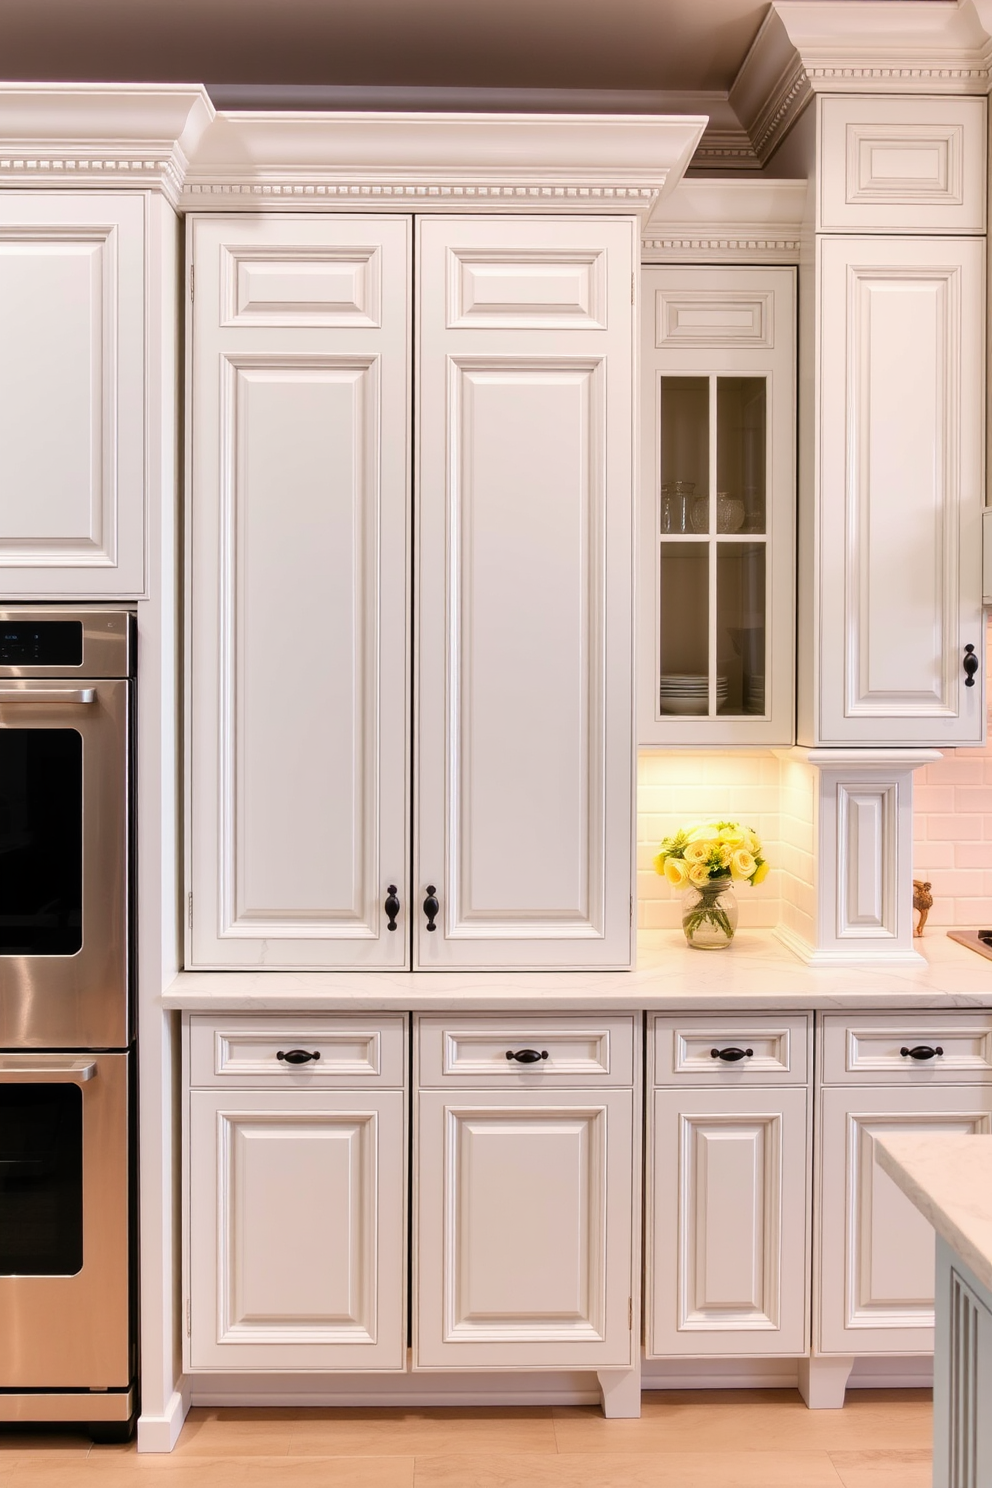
top-left (818, 96), bottom-right (987, 234)
top-left (189, 1015), bottom-right (406, 1088)
top-left (821, 1014), bottom-right (992, 1084)
top-left (651, 1016), bottom-right (809, 1085)
top-left (417, 1015), bottom-right (634, 1087)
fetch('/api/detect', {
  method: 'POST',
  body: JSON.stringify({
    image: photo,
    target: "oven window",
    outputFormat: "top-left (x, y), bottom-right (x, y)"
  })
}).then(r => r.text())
top-left (0, 1084), bottom-right (83, 1275)
top-left (0, 729), bottom-right (83, 955)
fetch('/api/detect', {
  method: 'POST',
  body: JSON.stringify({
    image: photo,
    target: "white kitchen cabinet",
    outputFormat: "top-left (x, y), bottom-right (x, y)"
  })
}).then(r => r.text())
top-left (812, 235), bottom-right (985, 747)
top-left (185, 1014), bottom-right (407, 1371)
top-left (816, 1011), bottom-right (992, 1357)
top-left (416, 216), bottom-right (634, 968)
top-left (638, 266), bottom-right (795, 746)
top-left (647, 1016), bottom-right (811, 1359)
top-left (187, 212), bottom-right (635, 972)
top-left (187, 215), bottom-right (412, 970)
top-left (414, 1014), bottom-right (637, 1374)
top-left (0, 193), bottom-right (146, 597)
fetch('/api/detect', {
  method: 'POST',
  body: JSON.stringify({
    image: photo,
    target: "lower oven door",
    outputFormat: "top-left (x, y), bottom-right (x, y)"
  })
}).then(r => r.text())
top-left (0, 1052), bottom-right (130, 1388)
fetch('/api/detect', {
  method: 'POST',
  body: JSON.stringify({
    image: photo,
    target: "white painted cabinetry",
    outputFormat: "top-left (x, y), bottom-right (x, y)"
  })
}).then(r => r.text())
top-left (187, 212), bottom-right (635, 972)
top-left (185, 1015), bottom-right (407, 1371)
top-left (647, 1016), bottom-right (811, 1358)
top-left (815, 236), bottom-right (986, 747)
top-left (0, 193), bottom-right (146, 597)
top-left (414, 1015), bottom-right (638, 1380)
top-left (816, 1014), bottom-right (992, 1361)
top-left (187, 215), bottom-right (412, 970)
top-left (638, 266), bottom-right (795, 746)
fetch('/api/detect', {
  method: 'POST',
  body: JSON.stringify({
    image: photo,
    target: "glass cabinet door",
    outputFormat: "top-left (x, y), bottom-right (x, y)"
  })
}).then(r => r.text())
top-left (639, 267), bottom-right (795, 745)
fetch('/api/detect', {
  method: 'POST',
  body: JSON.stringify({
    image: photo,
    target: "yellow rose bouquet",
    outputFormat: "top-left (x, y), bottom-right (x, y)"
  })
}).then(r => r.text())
top-left (653, 820), bottom-right (769, 948)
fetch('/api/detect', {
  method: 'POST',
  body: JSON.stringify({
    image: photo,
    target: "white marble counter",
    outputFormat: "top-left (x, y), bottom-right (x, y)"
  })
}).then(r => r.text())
top-left (875, 1134), bottom-right (992, 1297)
top-left (161, 927), bottom-right (992, 1010)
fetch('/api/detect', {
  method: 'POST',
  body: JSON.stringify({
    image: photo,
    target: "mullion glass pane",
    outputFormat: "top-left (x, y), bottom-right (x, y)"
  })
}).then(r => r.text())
top-left (659, 542), bottom-right (709, 716)
top-left (659, 377), bottom-right (709, 535)
top-left (717, 377), bottom-right (766, 534)
top-left (0, 1084), bottom-right (83, 1275)
top-left (716, 542), bottom-right (767, 716)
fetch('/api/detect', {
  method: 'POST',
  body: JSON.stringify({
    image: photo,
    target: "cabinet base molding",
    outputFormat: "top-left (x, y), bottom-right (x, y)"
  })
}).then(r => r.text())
top-left (797, 1356), bottom-right (855, 1409)
top-left (136, 1388), bottom-right (191, 1455)
top-left (183, 1370), bottom-right (608, 1410)
top-left (774, 922), bottom-right (926, 969)
top-left (597, 1366), bottom-right (642, 1419)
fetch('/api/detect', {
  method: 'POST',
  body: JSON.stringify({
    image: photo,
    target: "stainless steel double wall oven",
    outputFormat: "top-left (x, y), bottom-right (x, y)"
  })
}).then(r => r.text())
top-left (0, 610), bottom-right (135, 1438)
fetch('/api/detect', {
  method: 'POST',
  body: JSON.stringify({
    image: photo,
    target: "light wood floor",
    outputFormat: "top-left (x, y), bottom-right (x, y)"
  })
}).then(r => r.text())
top-left (0, 1390), bottom-right (933, 1487)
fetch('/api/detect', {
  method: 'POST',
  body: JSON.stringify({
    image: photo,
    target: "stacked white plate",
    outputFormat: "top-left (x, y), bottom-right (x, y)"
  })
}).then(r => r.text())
top-left (659, 674), bottom-right (729, 716)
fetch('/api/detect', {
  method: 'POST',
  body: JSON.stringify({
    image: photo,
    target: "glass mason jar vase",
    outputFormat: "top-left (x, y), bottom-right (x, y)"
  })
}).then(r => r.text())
top-left (681, 875), bottom-right (738, 949)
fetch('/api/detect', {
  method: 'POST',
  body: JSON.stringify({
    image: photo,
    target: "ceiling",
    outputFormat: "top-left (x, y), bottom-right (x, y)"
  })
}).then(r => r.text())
top-left (0, 0), bottom-right (852, 96)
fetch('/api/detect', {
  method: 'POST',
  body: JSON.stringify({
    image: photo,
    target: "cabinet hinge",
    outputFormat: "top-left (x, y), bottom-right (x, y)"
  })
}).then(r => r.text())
top-left (186, 1298), bottom-right (191, 1337)
top-left (187, 892), bottom-right (193, 930)
top-left (189, 263), bottom-right (194, 302)
top-left (630, 894), bottom-right (633, 925)
top-left (628, 1297), bottom-right (633, 1330)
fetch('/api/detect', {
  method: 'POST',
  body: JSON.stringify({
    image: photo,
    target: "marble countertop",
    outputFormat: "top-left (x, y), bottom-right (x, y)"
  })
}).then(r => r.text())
top-left (875, 1134), bottom-right (992, 1296)
top-left (161, 927), bottom-right (992, 1010)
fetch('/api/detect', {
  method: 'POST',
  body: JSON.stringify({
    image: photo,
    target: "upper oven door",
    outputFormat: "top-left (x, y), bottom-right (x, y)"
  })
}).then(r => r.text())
top-left (0, 678), bottom-right (129, 1049)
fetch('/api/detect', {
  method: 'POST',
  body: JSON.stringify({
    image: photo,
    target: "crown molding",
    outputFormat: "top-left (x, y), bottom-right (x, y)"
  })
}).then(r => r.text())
top-left (179, 111), bottom-right (707, 218)
top-left (771, 2), bottom-right (992, 96)
top-left (731, 10), bottom-right (813, 168)
top-left (0, 84), bottom-right (213, 207)
top-left (642, 177), bottom-right (806, 263)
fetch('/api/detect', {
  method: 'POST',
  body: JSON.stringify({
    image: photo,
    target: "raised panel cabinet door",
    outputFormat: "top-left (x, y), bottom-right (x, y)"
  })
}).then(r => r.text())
top-left (187, 215), bottom-right (411, 967)
top-left (414, 216), bottom-right (636, 969)
top-left (817, 235), bottom-right (985, 746)
top-left (0, 192), bottom-right (145, 597)
top-left (187, 1088), bottom-right (406, 1370)
top-left (648, 1087), bottom-right (809, 1358)
top-left (638, 266), bottom-right (796, 747)
top-left (817, 1086), bottom-right (992, 1355)
top-left (415, 1088), bottom-right (634, 1369)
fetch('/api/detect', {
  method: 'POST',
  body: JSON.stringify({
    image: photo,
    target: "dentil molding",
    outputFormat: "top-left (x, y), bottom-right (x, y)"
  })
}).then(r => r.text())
top-left (641, 178), bottom-right (806, 263)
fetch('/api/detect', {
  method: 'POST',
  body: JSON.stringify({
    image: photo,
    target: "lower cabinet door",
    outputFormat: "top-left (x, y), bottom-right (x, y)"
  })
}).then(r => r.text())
top-left (818, 1086), bottom-right (992, 1355)
top-left (415, 1088), bottom-right (634, 1369)
top-left (188, 1089), bottom-right (406, 1370)
top-left (648, 1087), bottom-right (809, 1357)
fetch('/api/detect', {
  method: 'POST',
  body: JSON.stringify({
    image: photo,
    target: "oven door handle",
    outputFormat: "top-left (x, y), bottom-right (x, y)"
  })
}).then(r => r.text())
top-left (0, 1058), bottom-right (97, 1082)
top-left (0, 688), bottom-right (96, 704)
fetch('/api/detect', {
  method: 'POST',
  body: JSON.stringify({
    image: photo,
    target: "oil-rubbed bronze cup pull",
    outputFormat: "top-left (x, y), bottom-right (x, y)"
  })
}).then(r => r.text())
top-left (506, 1049), bottom-right (549, 1064)
top-left (900, 1045), bottom-right (943, 1060)
top-left (277, 1050), bottom-right (321, 1065)
top-left (710, 1047), bottom-right (753, 1062)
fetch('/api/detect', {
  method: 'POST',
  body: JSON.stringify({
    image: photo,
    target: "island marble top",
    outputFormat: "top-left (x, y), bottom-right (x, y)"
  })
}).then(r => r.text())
top-left (875, 1134), bottom-right (992, 1298)
top-left (162, 927), bottom-right (992, 1010)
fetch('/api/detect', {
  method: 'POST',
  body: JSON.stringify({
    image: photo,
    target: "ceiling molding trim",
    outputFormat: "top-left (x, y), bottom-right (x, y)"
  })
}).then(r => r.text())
top-left (731, 9), bottom-right (813, 167)
top-left (642, 177), bottom-right (806, 263)
top-left (770, 1), bottom-right (992, 96)
top-left (0, 85), bottom-right (214, 207)
top-left (179, 111), bottom-right (708, 218)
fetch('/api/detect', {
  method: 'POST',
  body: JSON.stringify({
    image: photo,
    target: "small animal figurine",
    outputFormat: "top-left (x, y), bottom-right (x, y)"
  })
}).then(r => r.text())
top-left (913, 879), bottom-right (933, 937)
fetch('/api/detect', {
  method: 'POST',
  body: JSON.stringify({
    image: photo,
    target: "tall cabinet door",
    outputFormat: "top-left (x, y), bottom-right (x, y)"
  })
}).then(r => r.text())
top-left (415, 216), bottom-right (636, 969)
top-left (816, 236), bottom-right (985, 746)
top-left (187, 215), bottom-right (411, 968)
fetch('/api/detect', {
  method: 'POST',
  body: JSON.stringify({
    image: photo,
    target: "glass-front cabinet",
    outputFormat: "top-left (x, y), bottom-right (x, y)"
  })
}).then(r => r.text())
top-left (639, 267), bottom-right (795, 745)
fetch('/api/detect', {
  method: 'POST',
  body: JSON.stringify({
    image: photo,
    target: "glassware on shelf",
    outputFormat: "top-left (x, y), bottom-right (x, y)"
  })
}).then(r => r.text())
top-left (660, 480), bottom-right (696, 534)
top-left (716, 492), bottom-right (745, 533)
top-left (690, 495), bottom-right (709, 533)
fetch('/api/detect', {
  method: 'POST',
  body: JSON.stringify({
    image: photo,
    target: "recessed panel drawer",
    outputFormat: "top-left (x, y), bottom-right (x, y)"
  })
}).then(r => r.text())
top-left (820, 1013), bottom-right (992, 1084)
top-left (651, 1015), bottom-right (810, 1085)
top-left (188, 1014), bottom-right (407, 1088)
top-left (417, 1015), bottom-right (635, 1087)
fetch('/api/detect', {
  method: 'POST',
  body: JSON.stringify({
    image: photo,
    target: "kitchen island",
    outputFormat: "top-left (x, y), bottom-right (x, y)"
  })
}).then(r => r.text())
top-left (876, 1133), bottom-right (992, 1488)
